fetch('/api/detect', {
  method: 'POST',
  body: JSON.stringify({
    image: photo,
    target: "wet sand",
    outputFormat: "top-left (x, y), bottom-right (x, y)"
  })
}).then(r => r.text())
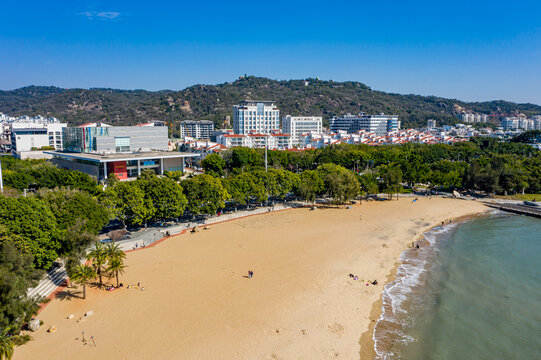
top-left (16, 198), bottom-right (487, 360)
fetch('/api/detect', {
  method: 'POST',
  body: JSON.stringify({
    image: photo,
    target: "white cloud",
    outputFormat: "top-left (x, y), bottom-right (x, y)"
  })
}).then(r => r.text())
top-left (80, 11), bottom-right (120, 20)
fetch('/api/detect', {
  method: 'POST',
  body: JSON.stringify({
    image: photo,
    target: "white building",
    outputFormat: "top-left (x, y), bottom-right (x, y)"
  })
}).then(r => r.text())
top-left (329, 113), bottom-right (399, 135)
top-left (180, 120), bottom-right (214, 140)
top-left (233, 101), bottom-right (280, 135)
top-left (217, 132), bottom-right (292, 149)
top-left (11, 122), bottom-right (67, 155)
top-left (282, 115), bottom-right (322, 145)
top-left (427, 119), bottom-right (437, 129)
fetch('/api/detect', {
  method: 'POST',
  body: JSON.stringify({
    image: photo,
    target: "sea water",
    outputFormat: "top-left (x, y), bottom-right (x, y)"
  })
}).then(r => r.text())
top-left (374, 213), bottom-right (541, 360)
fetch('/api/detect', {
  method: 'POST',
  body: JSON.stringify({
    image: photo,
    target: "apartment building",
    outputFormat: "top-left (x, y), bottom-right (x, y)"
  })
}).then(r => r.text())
top-left (180, 120), bottom-right (214, 140)
top-left (329, 113), bottom-right (399, 135)
top-left (282, 115), bottom-right (322, 145)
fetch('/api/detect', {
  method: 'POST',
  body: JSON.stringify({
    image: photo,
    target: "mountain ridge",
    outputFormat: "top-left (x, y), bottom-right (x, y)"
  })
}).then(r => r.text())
top-left (1, 77), bottom-right (540, 130)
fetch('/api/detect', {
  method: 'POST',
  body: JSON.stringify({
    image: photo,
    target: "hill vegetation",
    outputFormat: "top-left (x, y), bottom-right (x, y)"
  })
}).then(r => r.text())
top-left (1, 77), bottom-right (541, 131)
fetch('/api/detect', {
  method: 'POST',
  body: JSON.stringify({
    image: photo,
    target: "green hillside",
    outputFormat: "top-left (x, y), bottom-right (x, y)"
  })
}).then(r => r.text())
top-left (1, 77), bottom-right (540, 132)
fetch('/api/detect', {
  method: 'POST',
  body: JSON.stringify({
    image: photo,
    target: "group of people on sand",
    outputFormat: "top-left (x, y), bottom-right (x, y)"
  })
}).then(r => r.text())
top-left (349, 273), bottom-right (377, 285)
top-left (106, 283), bottom-right (123, 291)
top-left (127, 282), bottom-right (145, 291)
top-left (247, 270), bottom-right (254, 278)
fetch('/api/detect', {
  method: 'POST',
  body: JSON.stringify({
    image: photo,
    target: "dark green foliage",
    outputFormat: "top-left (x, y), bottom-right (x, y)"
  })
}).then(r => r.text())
top-left (181, 174), bottom-right (229, 215)
top-left (1, 157), bottom-right (98, 194)
top-left (1, 79), bottom-right (541, 129)
top-left (510, 130), bottom-right (541, 143)
top-left (201, 153), bottom-right (226, 177)
top-left (297, 170), bottom-right (324, 203)
top-left (136, 172), bottom-right (188, 220)
top-left (0, 242), bottom-right (43, 334)
top-left (0, 196), bottom-right (60, 269)
top-left (378, 164), bottom-right (403, 199)
top-left (100, 181), bottom-right (154, 226)
top-left (316, 163), bottom-right (360, 204)
top-left (38, 188), bottom-right (108, 236)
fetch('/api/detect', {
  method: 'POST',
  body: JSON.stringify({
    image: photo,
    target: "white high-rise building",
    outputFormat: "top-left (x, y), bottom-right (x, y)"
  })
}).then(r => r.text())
top-left (233, 101), bottom-right (279, 135)
top-left (282, 115), bottom-right (322, 145)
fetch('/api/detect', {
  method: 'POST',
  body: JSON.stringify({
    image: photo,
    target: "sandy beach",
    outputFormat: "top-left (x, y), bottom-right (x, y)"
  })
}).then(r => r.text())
top-left (15, 198), bottom-right (487, 360)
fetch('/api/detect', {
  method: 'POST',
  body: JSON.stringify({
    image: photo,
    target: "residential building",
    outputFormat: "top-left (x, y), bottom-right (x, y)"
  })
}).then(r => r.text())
top-left (217, 132), bottom-right (292, 149)
top-left (427, 119), bottom-right (437, 129)
top-left (233, 101), bottom-right (280, 135)
top-left (282, 116), bottom-right (322, 145)
top-left (329, 113), bottom-right (399, 135)
top-left (180, 120), bottom-right (214, 140)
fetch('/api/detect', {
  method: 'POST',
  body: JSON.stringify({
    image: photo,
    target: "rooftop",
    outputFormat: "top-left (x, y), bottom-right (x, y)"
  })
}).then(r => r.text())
top-left (44, 150), bottom-right (199, 163)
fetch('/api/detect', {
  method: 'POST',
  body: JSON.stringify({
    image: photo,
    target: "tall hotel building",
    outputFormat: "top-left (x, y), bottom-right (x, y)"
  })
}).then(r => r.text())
top-left (233, 101), bottom-right (280, 134)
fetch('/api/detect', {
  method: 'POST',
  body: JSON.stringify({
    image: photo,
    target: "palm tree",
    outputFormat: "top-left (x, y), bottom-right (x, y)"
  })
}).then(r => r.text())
top-left (87, 242), bottom-right (107, 287)
top-left (107, 257), bottom-right (126, 287)
top-left (0, 331), bottom-right (14, 360)
top-left (70, 265), bottom-right (97, 299)
top-left (105, 242), bottom-right (126, 262)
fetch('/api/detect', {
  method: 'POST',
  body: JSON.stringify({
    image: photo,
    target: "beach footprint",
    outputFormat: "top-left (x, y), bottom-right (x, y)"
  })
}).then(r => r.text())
top-left (327, 322), bottom-right (344, 337)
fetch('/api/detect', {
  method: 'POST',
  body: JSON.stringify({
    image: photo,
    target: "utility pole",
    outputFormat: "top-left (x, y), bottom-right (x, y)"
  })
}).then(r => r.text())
top-left (265, 135), bottom-right (268, 172)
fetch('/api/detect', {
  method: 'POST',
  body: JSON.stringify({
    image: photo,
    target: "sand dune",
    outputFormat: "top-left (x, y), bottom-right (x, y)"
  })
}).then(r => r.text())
top-left (16, 198), bottom-right (487, 360)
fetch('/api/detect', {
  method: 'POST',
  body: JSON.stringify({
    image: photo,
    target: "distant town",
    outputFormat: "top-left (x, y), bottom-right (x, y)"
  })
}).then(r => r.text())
top-left (1, 101), bottom-right (541, 181)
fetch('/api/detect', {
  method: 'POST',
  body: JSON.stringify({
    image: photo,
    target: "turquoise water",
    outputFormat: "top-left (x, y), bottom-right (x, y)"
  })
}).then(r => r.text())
top-left (374, 213), bottom-right (541, 360)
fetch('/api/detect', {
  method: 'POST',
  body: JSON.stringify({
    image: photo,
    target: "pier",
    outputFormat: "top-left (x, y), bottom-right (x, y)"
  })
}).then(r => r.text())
top-left (483, 202), bottom-right (541, 219)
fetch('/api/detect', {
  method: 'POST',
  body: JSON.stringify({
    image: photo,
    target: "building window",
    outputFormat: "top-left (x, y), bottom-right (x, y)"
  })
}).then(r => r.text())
top-left (115, 137), bottom-right (130, 152)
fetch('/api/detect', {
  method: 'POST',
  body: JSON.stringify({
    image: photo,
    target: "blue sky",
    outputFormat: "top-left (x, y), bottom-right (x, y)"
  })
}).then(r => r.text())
top-left (1, 1), bottom-right (540, 104)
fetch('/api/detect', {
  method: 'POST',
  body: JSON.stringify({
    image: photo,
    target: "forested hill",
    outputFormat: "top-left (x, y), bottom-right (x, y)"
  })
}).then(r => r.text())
top-left (1, 77), bottom-right (541, 129)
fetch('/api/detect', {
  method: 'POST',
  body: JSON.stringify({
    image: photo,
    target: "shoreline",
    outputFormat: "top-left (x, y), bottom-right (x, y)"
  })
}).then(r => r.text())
top-left (15, 198), bottom-right (488, 360)
top-left (365, 210), bottom-right (491, 359)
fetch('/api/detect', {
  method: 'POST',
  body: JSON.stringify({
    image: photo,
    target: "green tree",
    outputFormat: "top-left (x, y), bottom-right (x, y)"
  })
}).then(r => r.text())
top-left (86, 242), bottom-right (107, 288)
top-left (228, 147), bottom-right (262, 171)
top-left (201, 153), bottom-right (226, 177)
top-left (105, 242), bottom-right (126, 263)
top-left (101, 181), bottom-right (155, 226)
top-left (378, 164), bottom-right (403, 200)
top-left (0, 242), bottom-right (42, 335)
top-left (0, 196), bottom-right (61, 269)
top-left (182, 174), bottom-right (230, 215)
top-left (297, 170), bottom-right (324, 204)
top-left (358, 172), bottom-right (379, 196)
top-left (70, 265), bottom-right (97, 300)
top-left (61, 221), bottom-right (97, 275)
top-left (0, 330), bottom-right (14, 360)
top-left (107, 257), bottom-right (126, 288)
top-left (38, 188), bottom-right (109, 236)
top-left (317, 164), bottom-right (360, 204)
top-left (137, 175), bottom-right (188, 221)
